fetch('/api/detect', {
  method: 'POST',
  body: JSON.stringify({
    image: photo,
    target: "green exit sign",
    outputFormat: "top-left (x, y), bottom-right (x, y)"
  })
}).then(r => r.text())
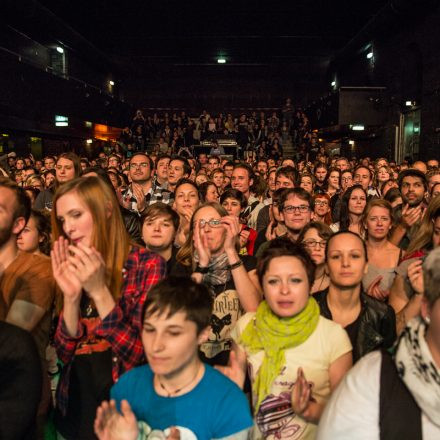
top-left (55, 115), bottom-right (69, 127)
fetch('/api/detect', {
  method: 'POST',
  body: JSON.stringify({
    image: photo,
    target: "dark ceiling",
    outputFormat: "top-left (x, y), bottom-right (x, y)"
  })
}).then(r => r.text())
top-left (35, 0), bottom-right (388, 66)
top-left (5, 0), bottom-right (396, 109)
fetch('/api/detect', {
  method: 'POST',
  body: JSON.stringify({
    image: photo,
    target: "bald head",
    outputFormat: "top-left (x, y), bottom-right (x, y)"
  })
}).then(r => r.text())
top-left (413, 161), bottom-right (427, 174)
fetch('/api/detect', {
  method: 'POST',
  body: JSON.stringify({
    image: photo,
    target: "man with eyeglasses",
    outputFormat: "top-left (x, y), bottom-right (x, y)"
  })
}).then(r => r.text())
top-left (121, 152), bottom-right (173, 215)
top-left (279, 188), bottom-right (313, 242)
top-left (255, 188), bottom-right (313, 257)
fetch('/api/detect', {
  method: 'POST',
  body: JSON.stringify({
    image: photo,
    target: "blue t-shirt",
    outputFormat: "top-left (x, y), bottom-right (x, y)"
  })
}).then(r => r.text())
top-left (111, 364), bottom-right (253, 440)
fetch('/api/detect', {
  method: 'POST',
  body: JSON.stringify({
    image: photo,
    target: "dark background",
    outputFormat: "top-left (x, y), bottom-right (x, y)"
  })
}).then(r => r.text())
top-left (1, 0), bottom-right (440, 158)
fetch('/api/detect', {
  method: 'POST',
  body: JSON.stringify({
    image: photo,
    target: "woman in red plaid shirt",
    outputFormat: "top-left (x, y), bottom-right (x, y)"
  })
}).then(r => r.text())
top-left (50, 176), bottom-right (166, 440)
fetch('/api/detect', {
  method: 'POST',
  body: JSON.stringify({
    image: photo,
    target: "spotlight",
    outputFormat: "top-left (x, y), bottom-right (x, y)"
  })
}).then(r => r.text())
top-left (109, 80), bottom-right (115, 86)
top-left (56, 46), bottom-right (64, 54)
top-left (331, 81), bottom-right (336, 87)
top-left (366, 52), bottom-right (373, 59)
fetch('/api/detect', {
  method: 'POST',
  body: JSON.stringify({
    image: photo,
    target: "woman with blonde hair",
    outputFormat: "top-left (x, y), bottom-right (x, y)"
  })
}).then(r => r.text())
top-left (51, 176), bottom-right (166, 440)
top-left (172, 202), bottom-right (261, 366)
top-left (389, 196), bottom-right (440, 335)
top-left (362, 199), bottom-right (401, 301)
top-left (25, 174), bottom-right (44, 191)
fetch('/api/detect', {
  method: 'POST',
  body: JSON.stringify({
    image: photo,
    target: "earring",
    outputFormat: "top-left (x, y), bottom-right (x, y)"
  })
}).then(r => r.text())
top-left (424, 316), bottom-right (431, 325)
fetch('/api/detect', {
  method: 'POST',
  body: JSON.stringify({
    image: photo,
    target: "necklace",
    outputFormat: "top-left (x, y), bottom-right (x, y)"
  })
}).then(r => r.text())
top-left (156, 363), bottom-right (202, 397)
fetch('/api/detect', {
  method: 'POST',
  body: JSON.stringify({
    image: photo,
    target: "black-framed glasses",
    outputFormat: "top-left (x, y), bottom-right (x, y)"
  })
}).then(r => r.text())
top-left (302, 239), bottom-right (326, 248)
top-left (283, 205), bottom-right (310, 214)
top-left (199, 219), bottom-right (222, 228)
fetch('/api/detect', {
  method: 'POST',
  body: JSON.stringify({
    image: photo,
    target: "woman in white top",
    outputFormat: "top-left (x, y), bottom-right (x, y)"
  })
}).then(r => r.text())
top-left (220, 238), bottom-right (352, 439)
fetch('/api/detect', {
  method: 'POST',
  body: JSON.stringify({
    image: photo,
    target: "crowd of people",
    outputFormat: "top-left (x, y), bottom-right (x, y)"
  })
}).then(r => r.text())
top-left (1, 106), bottom-right (440, 440)
top-left (115, 101), bottom-right (311, 160)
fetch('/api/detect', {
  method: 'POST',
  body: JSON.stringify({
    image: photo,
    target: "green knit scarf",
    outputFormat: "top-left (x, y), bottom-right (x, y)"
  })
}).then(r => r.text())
top-left (239, 297), bottom-right (320, 412)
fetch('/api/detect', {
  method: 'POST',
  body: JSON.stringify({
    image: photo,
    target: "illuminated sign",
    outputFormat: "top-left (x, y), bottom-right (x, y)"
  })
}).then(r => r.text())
top-left (55, 115), bottom-right (69, 127)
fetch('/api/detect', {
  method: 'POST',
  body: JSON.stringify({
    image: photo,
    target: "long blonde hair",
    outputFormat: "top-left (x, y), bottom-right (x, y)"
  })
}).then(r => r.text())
top-left (406, 197), bottom-right (440, 254)
top-left (51, 176), bottom-right (130, 299)
top-left (176, 202), bottom-right (229, 267)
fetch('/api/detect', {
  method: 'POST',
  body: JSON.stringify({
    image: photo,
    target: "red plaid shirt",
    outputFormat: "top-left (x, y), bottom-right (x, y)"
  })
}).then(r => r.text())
top-left (54, 247), bottom-right (166, 415)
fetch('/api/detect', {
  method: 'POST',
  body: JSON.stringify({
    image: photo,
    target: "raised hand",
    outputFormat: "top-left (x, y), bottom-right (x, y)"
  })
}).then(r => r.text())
top-left (265, 221), bottom-right (277, 241)
top-left (67, 243), bottom-right (107, 298)
top-left (174, 207), bottom-right (194, 247)
top-left (214, 350), bottom-right (245, 388)
top-left (132, 183), bottom-right (146, 212)
top-left (95, 399), bottom-right (139, 440)
top-left (51, 237), bottom-right (82, 304)
top-left (116, 188), bottom-right (131, 210)
top-left (401, 204), bottom-right (423, 230)
top-left (193, 219), bottom-right (211, 267)
top-left (239, 228), bottom-right (251, 249)
top-left (221, 216), bottom-right (241, 252)
top-left (180, 207), bottom-right (194, 233)
top-left (166, 427), bottom-right (181, 440)
top-left (366, 275), bottom-right (389, 301)
top-left (408, 259), bottom-right (424, 294)
top-left (291, 367), bottom-right (312, 417)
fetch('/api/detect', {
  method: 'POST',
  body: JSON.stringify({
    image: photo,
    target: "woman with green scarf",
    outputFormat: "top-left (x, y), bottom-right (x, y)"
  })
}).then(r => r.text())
top-left (223, 238), bottom-right (353, 439)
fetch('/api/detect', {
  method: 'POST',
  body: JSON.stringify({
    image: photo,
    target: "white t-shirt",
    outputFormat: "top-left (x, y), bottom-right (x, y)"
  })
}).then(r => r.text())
top-left (316, 351), bottom-right (440, 440)
top-left (231, 314), bottom-right (352, 440)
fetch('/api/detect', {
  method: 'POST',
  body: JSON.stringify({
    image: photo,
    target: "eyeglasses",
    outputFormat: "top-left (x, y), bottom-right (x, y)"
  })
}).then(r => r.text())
top-left (199, 219), bottom-right (222, 228)
top-left (130, 162), bottom-right (149, 169)
top-left (302, 239), bottom-right (326, 248)
top-left (315, 200), bottom-right (328, 207)
top-left (283, 205), bottom-right (310, 214)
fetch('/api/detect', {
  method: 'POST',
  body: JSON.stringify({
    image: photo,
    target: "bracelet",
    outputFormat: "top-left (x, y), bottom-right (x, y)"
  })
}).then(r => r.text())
top-left (228, 260), bottom-right (243, 270)
top-left (194, 265), bottom-right (209, 274)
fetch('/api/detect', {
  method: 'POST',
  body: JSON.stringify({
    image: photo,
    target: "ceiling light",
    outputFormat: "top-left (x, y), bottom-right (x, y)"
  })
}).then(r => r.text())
top-left (349, 140), bottom-right (355, 145)
top-left (366, 52), bottom-right (373, 59)
top-left (109, 80), bottom-right (115, 86)
top-left (217, 58), bottom-right (226, 64)
top-left (86, 139), bottom-right (93, 144)
top-left (331, 81), bottom-right (336, 87)
top-left (352, 125), bottom-right (365, 131)
top-left (406, 101), bottom-right (415, 106)
top-left (56, 46), bottom-right (64, 54)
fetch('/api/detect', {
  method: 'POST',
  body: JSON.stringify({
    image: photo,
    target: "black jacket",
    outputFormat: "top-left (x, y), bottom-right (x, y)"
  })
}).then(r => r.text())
top-left (120, 206), bottom-right (143, 245)
top-left (314, 288), bottom-right (396, 362)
